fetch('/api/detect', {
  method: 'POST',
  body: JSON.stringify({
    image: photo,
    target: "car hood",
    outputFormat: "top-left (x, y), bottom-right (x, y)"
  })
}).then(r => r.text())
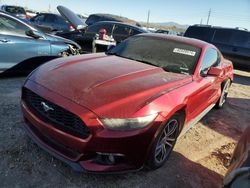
top-left (44, 33), bottom-right (81, 48)
top-left (28, 54), bottom-right (192, 117)
top-left (57, 5), bottom-right (86, 30)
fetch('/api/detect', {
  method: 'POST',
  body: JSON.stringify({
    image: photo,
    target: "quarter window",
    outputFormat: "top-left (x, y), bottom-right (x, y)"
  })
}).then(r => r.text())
top-left (130, 29), bottom-right (141, 36)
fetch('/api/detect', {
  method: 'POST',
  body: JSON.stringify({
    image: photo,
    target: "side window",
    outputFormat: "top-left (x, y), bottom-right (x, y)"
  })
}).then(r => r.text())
top-left (113, 25), bottom-right (130, 36)
top-left (184, 27), bottom-right (214, 42)
top-left (212, 29), bottom-right (233, 44)
top-left (86, 24), bottom-right (102, 33)
top-left (0, 15), bottom-right (29, 36)
top-left (200, 48), bottom-right (219, 73)
top-left (97, 23), bottom-right (113, 35)
top-left (57, 16), bottom-right (67, 24)
top-left (44, 15), bottom-right (57, 23)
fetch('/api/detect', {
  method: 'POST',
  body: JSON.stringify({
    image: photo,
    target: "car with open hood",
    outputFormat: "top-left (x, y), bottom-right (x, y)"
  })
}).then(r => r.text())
top-left (55, 6), bottom-right (148, 51)
top-left (0, 11), bottom-right (81, 77)
top-left (29, 13), bottom-right (75, 32)
top-left (21, 33), bottom-right (233, 173)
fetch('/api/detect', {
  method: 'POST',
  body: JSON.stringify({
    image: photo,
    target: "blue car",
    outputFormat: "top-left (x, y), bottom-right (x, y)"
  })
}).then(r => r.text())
top-left (0, 11), bottom-right (81, 76)
top-left (30, 13), bottom-right (74, 32)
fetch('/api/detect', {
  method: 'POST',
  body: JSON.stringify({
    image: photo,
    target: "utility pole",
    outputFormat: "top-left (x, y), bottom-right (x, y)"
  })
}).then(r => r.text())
top-left (200, 18), bottom-right (203, 25)
top-left (147, 10), bottom-right (150, 28)
top-left (206, 8), bottom-right (211, 25)
top-left (48, 4), bottom-right (51, 12)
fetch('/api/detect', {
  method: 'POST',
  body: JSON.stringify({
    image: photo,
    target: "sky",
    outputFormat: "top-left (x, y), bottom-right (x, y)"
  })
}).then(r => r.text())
top-left (1, 0), bottom-right (250, 29)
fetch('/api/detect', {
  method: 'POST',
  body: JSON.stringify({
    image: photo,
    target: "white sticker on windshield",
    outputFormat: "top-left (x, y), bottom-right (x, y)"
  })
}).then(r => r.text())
top-left (173, 48), bottom-right (196, 56)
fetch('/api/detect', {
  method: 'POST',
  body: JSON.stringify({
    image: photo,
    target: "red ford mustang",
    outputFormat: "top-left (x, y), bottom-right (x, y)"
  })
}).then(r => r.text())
top-left (21, 34), bottom-right (233, 173)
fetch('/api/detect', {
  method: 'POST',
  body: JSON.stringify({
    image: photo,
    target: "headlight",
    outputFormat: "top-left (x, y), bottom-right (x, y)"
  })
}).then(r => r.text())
top-left (100, 114), bottom-right (157, 131)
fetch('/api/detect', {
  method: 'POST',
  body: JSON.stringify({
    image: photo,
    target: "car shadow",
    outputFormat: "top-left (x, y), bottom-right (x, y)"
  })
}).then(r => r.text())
top-left (200, 97), bottom-right (249, 140)
top-left (0, 56), bottom-right (57, 78)
top-left (30, 148), bottom-right (223, 188)
top-left (233, 70), bottom-right (250, 86)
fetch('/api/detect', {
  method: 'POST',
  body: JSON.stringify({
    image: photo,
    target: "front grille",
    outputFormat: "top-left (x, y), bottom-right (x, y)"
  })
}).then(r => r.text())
top-left (25, 118), bottom-right (80, 159)
top-left (22, 88), bottom-right (90, 138)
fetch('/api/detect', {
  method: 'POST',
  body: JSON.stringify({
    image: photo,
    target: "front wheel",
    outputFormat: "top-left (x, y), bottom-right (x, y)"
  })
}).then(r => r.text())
top-left (147, 114), bottom-right (182, 169)
top-left (216, 79), bottom-right (231, 109)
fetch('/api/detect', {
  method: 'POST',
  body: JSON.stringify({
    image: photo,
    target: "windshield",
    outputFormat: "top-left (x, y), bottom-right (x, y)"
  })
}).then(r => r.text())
top-left (5, 6), bottom-right (26, 14)
top-left (108, 36), bottom-right (201, 75)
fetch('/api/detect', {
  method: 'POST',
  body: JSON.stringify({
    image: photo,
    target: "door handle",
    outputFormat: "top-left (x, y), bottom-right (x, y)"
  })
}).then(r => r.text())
top-left (0, 39), bottom-right (10, 43)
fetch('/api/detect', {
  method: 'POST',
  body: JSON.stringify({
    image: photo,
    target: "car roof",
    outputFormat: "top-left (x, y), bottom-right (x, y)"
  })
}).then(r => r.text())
top-left (189, 24), bottom-right (250, 33)
top-left (92, 21), bottom-right (148, 32)
top-left (138, 33), bottom-right (213, 48)
top-left (1, 5), bottom-right (24, 8)
top-left (37, 13), bottom-right (61, 16)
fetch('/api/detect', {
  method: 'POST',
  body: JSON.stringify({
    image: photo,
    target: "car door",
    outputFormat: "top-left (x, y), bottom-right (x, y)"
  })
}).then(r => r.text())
top-left (0, 14), bottom-right (50, 71)
top-left (187, 48), bottom-right (222, 119)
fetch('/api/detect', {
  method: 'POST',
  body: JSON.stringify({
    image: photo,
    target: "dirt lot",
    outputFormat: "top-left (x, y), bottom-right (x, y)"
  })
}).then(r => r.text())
top-left (0, 69), bottom-right (249, 188)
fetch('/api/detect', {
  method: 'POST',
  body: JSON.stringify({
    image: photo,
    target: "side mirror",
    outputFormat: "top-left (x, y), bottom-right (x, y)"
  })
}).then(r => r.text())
top-left (207, 67), bottom-right (224, 77)
top-left (25, 30), bottom-right (44, 39)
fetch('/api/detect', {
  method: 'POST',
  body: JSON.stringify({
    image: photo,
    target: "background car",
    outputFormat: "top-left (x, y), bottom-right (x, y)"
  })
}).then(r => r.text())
top-left (21, 34), bottom-right (233, 173)
top-left (57, 21), bottom-right (148, 51)
top-left (30, 13), bottom-right (75, 32)
top-left (224, 126), bottom-right (250, 188)
top-left (184, 25), bottom-right (250, 70)
top-left (55, 6), bottom-right (148, 52)
top-left (0, 5), bottom-right (27, 20)
top-left (0, 11), bottom-right (81, 76)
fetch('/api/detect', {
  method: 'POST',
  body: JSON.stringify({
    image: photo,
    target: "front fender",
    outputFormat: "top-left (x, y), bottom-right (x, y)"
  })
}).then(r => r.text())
top-left (50, 42), bottom-right (70, 55)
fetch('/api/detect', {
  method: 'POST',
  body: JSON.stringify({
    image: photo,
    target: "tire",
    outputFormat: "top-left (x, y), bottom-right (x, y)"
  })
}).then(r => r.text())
top-left (216, 79), bottom-right (231, 109)
top-left (147, 114), bottom-right (183, 170)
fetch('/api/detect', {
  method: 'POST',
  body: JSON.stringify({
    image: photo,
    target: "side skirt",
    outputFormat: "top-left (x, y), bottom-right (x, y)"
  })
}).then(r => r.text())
top-left (179, 104), bottom-right (215, 137)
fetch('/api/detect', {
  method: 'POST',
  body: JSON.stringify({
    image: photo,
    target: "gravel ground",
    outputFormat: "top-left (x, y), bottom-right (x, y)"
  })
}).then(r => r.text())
top-left (0, 69), bottom-right (249, 188)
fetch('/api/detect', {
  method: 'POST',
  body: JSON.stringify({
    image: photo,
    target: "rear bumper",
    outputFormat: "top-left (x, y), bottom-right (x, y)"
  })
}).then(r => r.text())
top-left (21, 81), bottom-right (162, 173)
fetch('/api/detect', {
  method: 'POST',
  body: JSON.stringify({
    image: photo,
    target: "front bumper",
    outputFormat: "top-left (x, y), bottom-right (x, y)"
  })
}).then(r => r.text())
top-left (21, 81), bottom-right (162, 173)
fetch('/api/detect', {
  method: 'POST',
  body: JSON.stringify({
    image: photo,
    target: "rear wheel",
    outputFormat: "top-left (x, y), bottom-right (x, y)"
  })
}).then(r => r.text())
top-left (216, 79), bottom-right (231, 108)
top-left (147, 114), bottom-right (182, 169)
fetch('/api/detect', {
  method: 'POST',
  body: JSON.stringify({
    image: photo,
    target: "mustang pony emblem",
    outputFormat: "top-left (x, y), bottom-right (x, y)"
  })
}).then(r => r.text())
top-left (41, 102), bottom-right (54, 112)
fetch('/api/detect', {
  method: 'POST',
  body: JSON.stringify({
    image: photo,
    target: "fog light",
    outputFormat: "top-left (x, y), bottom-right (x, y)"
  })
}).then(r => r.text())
top-left (96, 152), bottom-right (125, 165)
